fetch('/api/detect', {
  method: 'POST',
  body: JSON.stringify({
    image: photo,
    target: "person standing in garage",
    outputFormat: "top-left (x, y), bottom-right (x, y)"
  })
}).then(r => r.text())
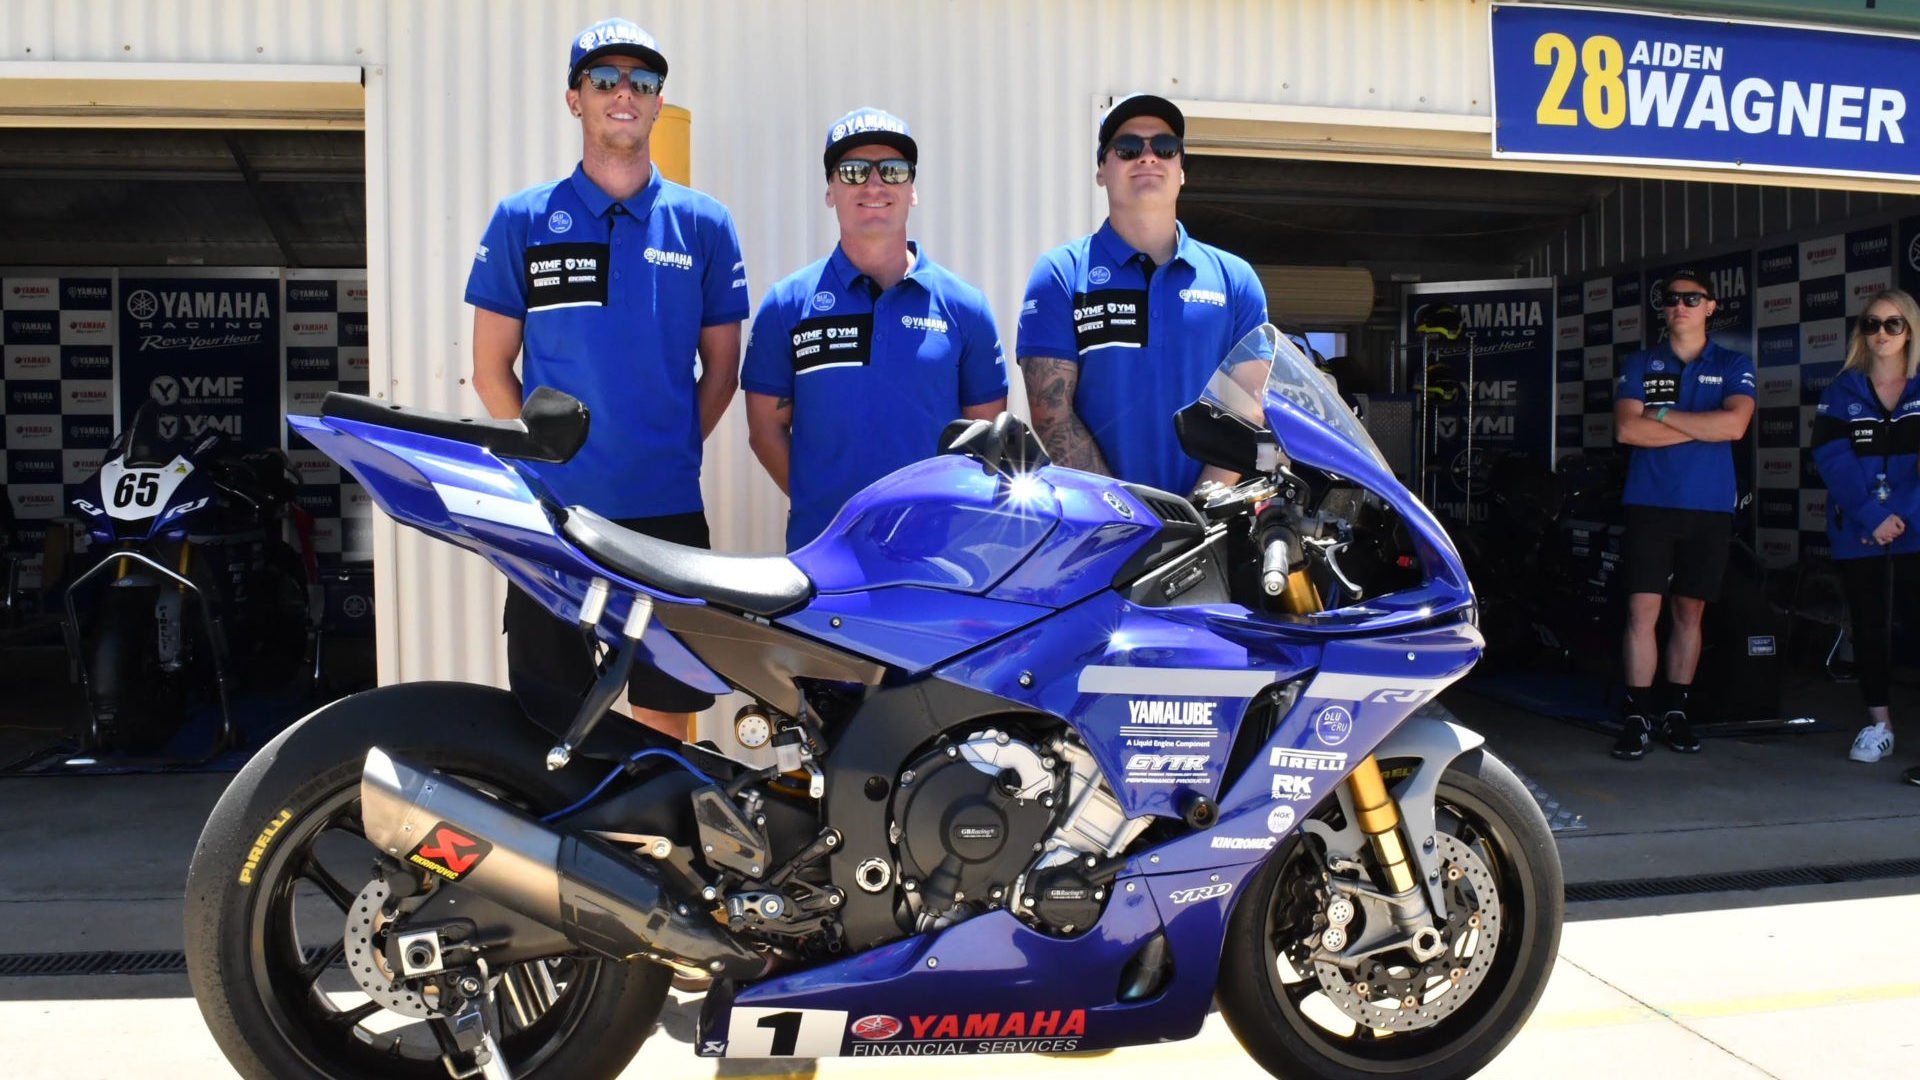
top-left (465, 18), bottom-right (749, 742)
top-left (1809, 289), bottom-right (1920, 771)
top-left (742, 107), bottom-right (1007, 550)
top-left (1610, 269), bottom-right (1756, 760)
top-left (1016, 93), bottom-right (1267, 496)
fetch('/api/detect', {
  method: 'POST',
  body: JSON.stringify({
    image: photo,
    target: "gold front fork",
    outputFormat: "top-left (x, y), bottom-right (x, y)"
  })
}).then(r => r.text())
top-left (1345, 756), bottom-right (1419, 896)
top-left (1276, 542), bottom-right (1417, 897)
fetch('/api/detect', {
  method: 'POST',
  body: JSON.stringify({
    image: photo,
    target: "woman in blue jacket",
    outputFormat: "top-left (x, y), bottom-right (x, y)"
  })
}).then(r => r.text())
top-left (1810, 288), bottom-right (1920, 778)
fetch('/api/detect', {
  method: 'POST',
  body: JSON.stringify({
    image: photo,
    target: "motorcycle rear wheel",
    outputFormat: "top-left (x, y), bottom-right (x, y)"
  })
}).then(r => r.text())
top-left (183, 683), bottom-right (670, 1080)
top-left (1218, 748), bottom-right (1563, 1080)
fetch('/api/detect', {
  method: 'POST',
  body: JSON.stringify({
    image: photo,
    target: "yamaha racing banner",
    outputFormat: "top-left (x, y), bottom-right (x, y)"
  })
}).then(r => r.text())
top-left (118, 274), bottom-right (281, 449)
top-left (1402, 278), bottom-right (1557, 524)
top-left (1492, 4), bottom-right (1920, 181)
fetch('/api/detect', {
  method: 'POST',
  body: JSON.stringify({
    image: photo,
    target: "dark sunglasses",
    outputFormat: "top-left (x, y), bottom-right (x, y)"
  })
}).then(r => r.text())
top-left (1660, 290), bottom-right (1710, 308)
top-left (834, 158), bottom-right (915, 186)
top-left (1108, 133), bottom-right (1184, 161)
top-left (1861, 314), bottom-right (1909, 336)
top-left (579, 65), bottom-right (661, 95)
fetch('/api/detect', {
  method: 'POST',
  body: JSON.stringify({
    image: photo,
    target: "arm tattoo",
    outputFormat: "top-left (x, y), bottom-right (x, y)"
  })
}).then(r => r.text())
top-left (1022, 356), bottom-right (1111, 475)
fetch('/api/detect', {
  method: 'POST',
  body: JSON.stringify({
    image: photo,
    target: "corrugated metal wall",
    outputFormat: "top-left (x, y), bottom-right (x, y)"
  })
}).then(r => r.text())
top-left (0, 0), bottom-right (1498, 688)
top-left (1525, 177), bottom-right (1905, 279)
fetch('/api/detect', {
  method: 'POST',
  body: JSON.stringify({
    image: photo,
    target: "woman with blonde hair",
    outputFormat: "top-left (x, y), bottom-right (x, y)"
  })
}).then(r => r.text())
top-left (1810, 288), bottom-right (1920, 778)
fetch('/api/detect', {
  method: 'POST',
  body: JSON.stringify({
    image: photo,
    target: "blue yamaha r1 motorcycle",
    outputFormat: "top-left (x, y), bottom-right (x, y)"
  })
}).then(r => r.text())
top-left (184, 326), bottom-right (1560, 1080)
top-left (62, 401), bottom-right (312, 755)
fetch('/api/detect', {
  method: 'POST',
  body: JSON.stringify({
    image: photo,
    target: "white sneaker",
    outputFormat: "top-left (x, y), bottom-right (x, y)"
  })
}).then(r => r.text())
top-left (1849, 723), bottom-right (1894, 763)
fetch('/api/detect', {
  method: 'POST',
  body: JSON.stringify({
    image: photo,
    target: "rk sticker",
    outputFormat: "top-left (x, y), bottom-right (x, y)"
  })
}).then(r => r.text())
top-left (406, 822), bottom-right (493, 883)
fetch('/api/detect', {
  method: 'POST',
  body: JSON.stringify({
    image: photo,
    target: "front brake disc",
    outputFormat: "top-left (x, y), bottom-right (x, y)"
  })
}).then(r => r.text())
top-left (1310, 832), bottom-right (1502, 1032)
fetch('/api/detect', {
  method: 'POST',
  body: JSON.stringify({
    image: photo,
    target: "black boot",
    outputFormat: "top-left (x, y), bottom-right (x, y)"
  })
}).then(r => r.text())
top-left (1612, 688), bottom-right (1654, 760)
top-left (1902, 765), bottom-right (1920, 787)
top-left (1661, 683), bottom-right (1701, 753)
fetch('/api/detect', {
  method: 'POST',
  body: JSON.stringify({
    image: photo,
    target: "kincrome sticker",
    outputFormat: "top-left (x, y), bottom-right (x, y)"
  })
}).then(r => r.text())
top-left (1312, 705), bottom-right (1354, 747)
top-left (237, 808), bottom-right (294, 885)
top-left (407, 822), bottom-right (493, 882)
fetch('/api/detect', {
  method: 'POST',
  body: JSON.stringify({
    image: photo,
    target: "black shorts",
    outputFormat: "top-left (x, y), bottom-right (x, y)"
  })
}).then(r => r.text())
top-left (503, 510), bottom-right (716, 723)
top-left (1621, 505), bottom-right (1733, 600)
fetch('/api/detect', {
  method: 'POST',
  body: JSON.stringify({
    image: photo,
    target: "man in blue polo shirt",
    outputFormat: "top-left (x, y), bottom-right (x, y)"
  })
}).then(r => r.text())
top-left (466, 17), bottom-right (749, 741)
top-left (1017, 93), bottom-right (1267, 495)
top-left (1610, 269), bottom-right (1756, 760)
top-left (743, 108), bottom-right (1006, 550)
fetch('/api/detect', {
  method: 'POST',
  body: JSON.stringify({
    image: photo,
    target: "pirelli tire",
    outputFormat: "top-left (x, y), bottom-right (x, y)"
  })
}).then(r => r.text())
top-left (183, 682), bottom-right (671, 1080)
top-left (1217, 747), bottom-right (1563, 1080)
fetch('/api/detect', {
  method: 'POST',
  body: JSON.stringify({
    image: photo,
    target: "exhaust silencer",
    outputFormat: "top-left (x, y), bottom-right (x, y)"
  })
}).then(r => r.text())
top-left (360, 747), bottom-right (764, 978)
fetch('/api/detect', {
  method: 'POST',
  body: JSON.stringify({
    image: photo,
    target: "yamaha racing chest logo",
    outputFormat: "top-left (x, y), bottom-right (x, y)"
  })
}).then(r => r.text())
top-left (644, 247), bottom-right (693, 270)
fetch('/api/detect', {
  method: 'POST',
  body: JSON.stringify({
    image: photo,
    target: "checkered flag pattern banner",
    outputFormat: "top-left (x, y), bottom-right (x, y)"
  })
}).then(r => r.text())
top-left (1555, 271), bottom-right (1644, 462)
top-left (283, 272), bottom-right (371, 565)
top-left (4, 274), bottom-right (115, 592)
top-left (3, 269), bottom-right (369, 596)
top-left (1752, 227), bottom-right (1894, 569)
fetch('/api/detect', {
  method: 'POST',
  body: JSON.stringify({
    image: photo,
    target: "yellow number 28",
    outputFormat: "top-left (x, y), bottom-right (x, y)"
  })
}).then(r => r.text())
top-left (1533, 32), bottom-right (1626, 129)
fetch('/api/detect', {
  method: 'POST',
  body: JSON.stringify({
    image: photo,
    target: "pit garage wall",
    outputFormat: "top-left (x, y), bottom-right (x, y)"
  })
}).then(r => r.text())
top-left (2, 269), bottom-right (372, 593)
top-left (1548, 220), bottom-right (1919, 570)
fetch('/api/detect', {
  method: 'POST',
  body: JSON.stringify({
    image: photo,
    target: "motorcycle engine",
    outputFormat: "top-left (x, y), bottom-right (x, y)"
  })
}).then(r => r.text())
top-left (889, 728), bottom-right (1057, 931)
top-left (888, 727), bottom-right (1152, 936)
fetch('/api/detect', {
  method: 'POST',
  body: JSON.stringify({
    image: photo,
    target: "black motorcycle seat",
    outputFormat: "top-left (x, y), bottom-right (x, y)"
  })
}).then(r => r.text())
top-left (561, 507), bottom-right (814, 618)
top-left (320, 386), bottom-right (588, 464)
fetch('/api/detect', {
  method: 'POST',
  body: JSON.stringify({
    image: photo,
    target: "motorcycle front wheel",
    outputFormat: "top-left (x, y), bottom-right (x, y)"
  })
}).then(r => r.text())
top-left (183, 683), bottom-right (670, 1080)
top-left (1218, 748), bottom-right (1563, 1080)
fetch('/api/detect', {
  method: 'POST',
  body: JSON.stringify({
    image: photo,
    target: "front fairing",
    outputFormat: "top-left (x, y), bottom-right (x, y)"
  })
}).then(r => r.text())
top-left (1261, 389), bottom-right (1471, 601)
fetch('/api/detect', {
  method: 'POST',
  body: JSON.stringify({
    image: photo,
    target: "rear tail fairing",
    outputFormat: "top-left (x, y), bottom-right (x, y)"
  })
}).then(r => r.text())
top-left (285, 412), bottom-right (725, 696)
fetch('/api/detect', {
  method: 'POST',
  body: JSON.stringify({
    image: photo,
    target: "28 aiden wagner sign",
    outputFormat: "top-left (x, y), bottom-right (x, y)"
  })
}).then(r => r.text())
top-left (1493, 4), bottom-right (1920, 181)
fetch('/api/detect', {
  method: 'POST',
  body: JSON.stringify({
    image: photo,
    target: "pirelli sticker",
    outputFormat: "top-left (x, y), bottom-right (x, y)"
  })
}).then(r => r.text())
top-left (792, 313), bottom-right (874, 373)
top-left (1072, 289), bottom-right (1148, 354)
top-left (525, 242), bottom-right (609, 310)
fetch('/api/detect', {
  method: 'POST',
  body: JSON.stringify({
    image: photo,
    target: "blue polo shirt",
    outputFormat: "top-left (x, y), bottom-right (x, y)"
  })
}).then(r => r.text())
top-left (465, 164), bottom-right (749, 518)
top-left (742, 243), bottom-right (1006, 549)
top-left (1016, 220), bottom-right (1267, 495)
top-left (1616, 340), bottom-right (1756, 512)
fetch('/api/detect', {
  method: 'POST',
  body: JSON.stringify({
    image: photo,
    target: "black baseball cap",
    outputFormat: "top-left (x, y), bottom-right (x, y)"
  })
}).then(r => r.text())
top-left (1663, 269), bottom-right (1713, 299)
top-left (1098, 93), bottom-right (1185, 161)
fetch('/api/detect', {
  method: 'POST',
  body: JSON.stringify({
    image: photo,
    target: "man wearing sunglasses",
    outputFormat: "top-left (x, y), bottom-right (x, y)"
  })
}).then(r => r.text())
top-left (743, 108), bottom-right (1007, 550)
top-left (465, 17), bottom-right (750, 741)
top-left (1610, 270), bottom-right (1757, 761)
top-left (1017, 93), bottom-right (1267, 496)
